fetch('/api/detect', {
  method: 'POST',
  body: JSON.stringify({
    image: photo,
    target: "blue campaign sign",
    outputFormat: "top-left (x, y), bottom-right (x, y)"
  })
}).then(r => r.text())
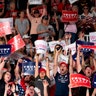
top-left (22, 61), bottom-right (35, 75)
top-left (22, 61), bottom-right (42, 75)
top-left (0, 45), bottom-right (11, 57)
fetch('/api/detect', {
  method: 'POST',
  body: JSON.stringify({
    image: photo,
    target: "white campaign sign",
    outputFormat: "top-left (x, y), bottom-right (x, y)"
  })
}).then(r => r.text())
top-left (64, 42), bottom-right (76, 55)
top-left (59, 40), bottom-right (66, 49)
top-left (58, 54), bottom-right (69, 64)
top-left (69, 0), bottom-right (78, 4)
top-left (48, 41), bottom-right (59, 52)
top-left (35, 40), bottom-right (47, 54)
top-left (28, 0), bottom-right (42, 5)
top-left (89, 32), bottom-right (96, 44)
top-left (0, 18), bottom-right (13, 28)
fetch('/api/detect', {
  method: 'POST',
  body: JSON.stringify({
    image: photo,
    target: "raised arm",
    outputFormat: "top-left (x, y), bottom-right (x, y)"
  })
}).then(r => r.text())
top-left (53, 49), bottom-right (60, 76)
top-left (14, 59), bottom-right (22, 80)
top-left (69, 50), bottom-right (73, 74)
top-left (41, 5), bottom-right (47, 18)
top-left (26, 3), bottom-right (33, 21)
top-left (54, 13), bottom-right (59, 31)
top-left (46, 57), bottom-right (50, 78)
top-left (0, 57), bottom-right (7, 71)
top-left (92, 88), bottom-right (96, 96)
top-left (80, 52), bottom-right (85, 70)
top-left (76, 46), bottom-right (82, 73)
top-left (35, 54), bottom-right (39, 78)
top-left (93, 58), bottom-right (96, 72)
top-left (43, 80), bottom-right (49, 96)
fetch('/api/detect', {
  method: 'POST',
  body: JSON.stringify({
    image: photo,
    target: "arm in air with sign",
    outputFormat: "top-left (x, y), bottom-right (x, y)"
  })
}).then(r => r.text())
top-left (69, 49), bottom-right (73, 74)
top-left (76, 46), bottom-right (82, 73)
top-left (26, 2), bottom-right (33, 21)
top-left (35, 54), bottom-right (50, 78)
top-left (35, 54), bottom-right (39, 78)
top-left (14, 59), bottom-right (23, 80)
top-left (53, 44), bottom-right (63, 76)
top-left (34, 54), bottom-right (50, 96)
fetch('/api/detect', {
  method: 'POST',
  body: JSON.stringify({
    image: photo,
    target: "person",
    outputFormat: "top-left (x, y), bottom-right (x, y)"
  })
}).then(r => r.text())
top-left (22, 34), bottom-right (34, 58)
top-left (25, 80), bottom-right (49, 96)
top-left (91, 6), bottom-right (96, 17)
top-left (76, 46), bottom-right (96, 96)
top-left (77, 28), bottom-right (85, 41)
top-left (26, 2), bottom-right (47, 45)
top-left (53, 45), bottom-right (69, 96)
top-left (5, 1), bottom-right (18, 20)
top-left (15, 10), bottom-right (29, 37)
top-left (37, 15), bottom-right (55, 40)
top-left (0, 71), bottom-right (12, 96)
top-left (49, 12), bottom-right (59, 40)
top-left (34, 54), bottom-right (50, 96)
top-left (78, 5), bottom-right (95, 34)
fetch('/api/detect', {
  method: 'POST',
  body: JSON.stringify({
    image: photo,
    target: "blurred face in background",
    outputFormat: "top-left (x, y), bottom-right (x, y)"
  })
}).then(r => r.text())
top-left (72, 5), bottom-right (78, 12)
top-left (19, 11), bottom-right (25, 18)
top-left (10, 2), bottom-right (15, 10)
top-left (4, 72), bottom-right (11, 82)
top-left (83, 6), bottom-right (89, 14)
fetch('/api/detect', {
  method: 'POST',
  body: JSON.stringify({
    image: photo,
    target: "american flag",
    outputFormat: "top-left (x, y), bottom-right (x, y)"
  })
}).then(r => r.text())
top-left (16, 78), bottom-right (26, 96)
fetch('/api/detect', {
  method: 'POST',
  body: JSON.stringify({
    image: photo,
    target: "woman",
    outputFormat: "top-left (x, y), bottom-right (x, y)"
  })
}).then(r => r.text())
top-left (0, 71), bottom-right (13, 96)
top-left (34, 54), bottom-right (50, 96)
top-left (15, 10), bottom-right (29, 37)
top-left (37, 15), bottom-right (55, 40)
top-left (79, 5), bottom-right (95, 34)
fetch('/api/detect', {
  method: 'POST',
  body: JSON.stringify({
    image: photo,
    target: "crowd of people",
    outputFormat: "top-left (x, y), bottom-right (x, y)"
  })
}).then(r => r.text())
top-left (0, 0), bottom-right (96, 96)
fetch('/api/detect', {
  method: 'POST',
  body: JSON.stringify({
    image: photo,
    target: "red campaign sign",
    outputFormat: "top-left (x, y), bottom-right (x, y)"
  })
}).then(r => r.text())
top-left (7, 34), bottom-right (25, 53)
top-left (0, 22), bottom-right (12, 37)
top-left (62, 10), bottom-right (78, 22)
top-left (80, 45), bottom-right (96, 50)
top-left (70, 74), bottom-right (91, 88)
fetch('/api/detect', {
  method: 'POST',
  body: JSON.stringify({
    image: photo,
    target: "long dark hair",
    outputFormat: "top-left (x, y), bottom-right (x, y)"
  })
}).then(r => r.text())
top-left (2, 71), bottom-right (12, 82)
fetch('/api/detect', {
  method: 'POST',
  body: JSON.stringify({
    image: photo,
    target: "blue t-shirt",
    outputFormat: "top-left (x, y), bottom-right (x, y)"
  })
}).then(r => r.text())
top-left (54, 72), bottom-right (69, 96)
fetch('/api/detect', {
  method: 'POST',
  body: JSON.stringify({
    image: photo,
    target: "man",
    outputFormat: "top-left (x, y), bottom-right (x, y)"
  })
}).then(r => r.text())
top-left (53, 46), bottom-right (69, 96)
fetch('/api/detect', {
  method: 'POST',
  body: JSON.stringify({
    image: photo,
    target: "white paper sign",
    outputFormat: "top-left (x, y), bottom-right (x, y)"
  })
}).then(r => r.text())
top-left (28, 0), bottom-right (42, 5)
top-left (48, 41), bottom-right (59, 52)
top-left (89, 32), bottom-right (96, 44)
top-left (58, 54), bottom-right (69, 64)
top-left (0, 18), bottom-right (13, 28)
top-left (64, 42), bottom-right (76, 55)
top-left (35, 40), bottom-right (47, 54)
top-left (69, 0), bottom-right (78, 4)
top-left (59, 40), bottom-right (66, 48)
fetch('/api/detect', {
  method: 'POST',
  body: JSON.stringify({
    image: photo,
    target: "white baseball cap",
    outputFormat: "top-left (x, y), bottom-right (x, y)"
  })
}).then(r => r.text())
top-left (22, 34), bottom-right (30, 39)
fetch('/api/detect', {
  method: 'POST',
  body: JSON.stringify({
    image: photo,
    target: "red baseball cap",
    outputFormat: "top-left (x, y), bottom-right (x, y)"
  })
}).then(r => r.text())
top-left (60, 62), bottom-right (68, 68)
top-left (39, 68), bottom-right (46, 73)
